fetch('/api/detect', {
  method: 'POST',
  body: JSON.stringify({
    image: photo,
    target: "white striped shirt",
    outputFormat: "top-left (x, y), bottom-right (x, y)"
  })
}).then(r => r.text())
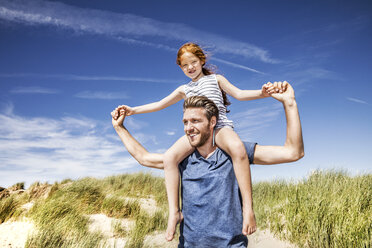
top-left (184, 74), bottom-right (233, 129)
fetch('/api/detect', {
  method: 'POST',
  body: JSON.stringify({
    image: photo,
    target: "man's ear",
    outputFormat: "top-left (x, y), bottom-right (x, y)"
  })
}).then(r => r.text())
top-left (210, 116), bottom-right (217, 129)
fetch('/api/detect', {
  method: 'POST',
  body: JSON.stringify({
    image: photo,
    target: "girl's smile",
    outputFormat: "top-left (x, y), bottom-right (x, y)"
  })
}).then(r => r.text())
top-left (179, 52), bottom-right (205, 81)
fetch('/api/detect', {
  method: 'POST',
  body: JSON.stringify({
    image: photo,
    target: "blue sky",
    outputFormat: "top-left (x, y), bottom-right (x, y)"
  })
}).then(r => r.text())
top-left (1, 0), bottom-right (371, 188)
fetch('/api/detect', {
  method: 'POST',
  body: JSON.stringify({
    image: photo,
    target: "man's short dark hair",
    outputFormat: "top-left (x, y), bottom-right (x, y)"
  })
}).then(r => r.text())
top-left (183, 96), bottom-right (219, 121)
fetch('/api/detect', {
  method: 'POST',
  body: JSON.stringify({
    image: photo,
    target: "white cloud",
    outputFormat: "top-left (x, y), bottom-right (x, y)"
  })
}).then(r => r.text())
top-left (166, 131), bottom-right (176, 136)
top-left (69, 75), bottom-right (179, 83)
top-left (0, 102), bottom-right (14, 115)
top-left (0, 108), bottom-right (158, 188)
top-left (231, 103), bottom-right (282, 140)
top-left (346, 97), bottom-right (368, 105)
top-left (211, 57), bottom-right (265, 74)
top-left (133, 133), bottom-right (158, 145)
top-left (75, 91), bottom-right (129, 100)
top-left (0, 0), bottom-right (276, 64)
top-left (124, 117), bottom-right (149, 131)
top-left (10, 86), bottom-right (59, 94)
top-left (0, 73), bottom-right (181, 84)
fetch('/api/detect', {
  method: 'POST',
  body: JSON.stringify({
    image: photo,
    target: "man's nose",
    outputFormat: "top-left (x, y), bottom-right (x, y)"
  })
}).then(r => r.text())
top-left (185, 122), bottom-right (194, 132)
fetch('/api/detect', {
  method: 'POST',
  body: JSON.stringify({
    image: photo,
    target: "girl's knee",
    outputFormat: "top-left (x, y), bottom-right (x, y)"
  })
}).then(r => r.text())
top-left (164, 148), bottom-right (191, 168)
top-left (164, 150), bottom-right (177, 168)
top-left (228, 140), bottom-right (248, 161)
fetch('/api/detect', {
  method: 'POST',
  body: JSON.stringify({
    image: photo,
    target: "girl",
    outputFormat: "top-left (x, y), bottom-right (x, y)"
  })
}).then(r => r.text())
top-left (118, 43), bottom-right (275, 241)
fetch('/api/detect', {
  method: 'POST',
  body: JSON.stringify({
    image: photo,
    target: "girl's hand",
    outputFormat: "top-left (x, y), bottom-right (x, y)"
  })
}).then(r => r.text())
top-left (262, 82), bottom-right (275, 96)
top-left (117, 105), bottom-right (134, 116)
top-left (124, 105), bottom-right (134, 116)
top-left (263, 81), bottom-right (288, 96)
top-left (112, 106), bottom-right (126, 120)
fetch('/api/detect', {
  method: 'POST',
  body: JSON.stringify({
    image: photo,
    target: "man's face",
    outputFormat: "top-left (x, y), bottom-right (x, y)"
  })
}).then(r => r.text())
top-left (183, 107), bottom-right (214, 147)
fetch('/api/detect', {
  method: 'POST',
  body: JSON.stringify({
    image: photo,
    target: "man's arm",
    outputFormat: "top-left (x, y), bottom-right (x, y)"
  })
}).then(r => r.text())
top-left (112, 109), bottom-right (164, 169)
top-left (253, 82), bottom-right (304, 165)
top-left (111, 81), bottom-right (304, 169)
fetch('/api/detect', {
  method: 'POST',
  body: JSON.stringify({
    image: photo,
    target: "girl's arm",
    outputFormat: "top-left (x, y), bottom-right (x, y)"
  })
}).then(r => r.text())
top-left (217, 74), bottom-right (269, 101)
top-left (125, 85), bottom-right (185, 115)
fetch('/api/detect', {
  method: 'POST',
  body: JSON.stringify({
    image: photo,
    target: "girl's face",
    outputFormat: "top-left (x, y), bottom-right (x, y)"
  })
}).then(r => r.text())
top-left (179, 52), bottom-right (204, 81)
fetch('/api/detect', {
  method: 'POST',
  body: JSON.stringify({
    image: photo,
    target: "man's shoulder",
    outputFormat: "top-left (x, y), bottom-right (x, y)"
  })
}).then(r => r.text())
top-left (180, 141), bottom-right (256, 167)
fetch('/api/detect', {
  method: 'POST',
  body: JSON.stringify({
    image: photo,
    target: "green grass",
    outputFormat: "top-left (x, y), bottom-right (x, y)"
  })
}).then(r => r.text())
top-left (0, 196), bottom-right (20, 223)
top-left (26, 228), bottom-right (104, 248)
top-left (26, 180), bottom-right (105, 247)
top-left (125, 210), bottom-right (168, 248)
top-left (2, 170), bottom-right (369, 247)
top-left (21, 173), bottom-right (167, 247)
top-left (101, 196), bottom-right (141, 218)
top-left (112, 219), bottom-right (129, 238)
top-left (102, 173), bottom-right (167, 208)
top-left (253, 170), bottom-right (372, 248)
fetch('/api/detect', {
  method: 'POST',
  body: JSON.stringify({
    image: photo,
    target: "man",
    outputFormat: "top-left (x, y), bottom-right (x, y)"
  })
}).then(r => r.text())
top-left (111, 82), bottom-right (304, 247)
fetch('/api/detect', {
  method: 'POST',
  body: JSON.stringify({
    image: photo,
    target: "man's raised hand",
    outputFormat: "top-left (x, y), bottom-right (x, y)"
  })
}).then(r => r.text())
top-left (269, 81), bottom-right (295, 103)
top-left (111, 107), bottom-right (126, 128)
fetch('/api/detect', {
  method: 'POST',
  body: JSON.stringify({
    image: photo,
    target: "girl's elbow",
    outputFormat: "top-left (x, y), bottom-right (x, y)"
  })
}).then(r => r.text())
top-left (233, 91), bottom-right (244, 101)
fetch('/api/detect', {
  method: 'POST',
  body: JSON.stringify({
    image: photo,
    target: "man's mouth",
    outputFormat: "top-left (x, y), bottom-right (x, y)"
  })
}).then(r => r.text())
top-left (188, 133), bottom-right (197, 139)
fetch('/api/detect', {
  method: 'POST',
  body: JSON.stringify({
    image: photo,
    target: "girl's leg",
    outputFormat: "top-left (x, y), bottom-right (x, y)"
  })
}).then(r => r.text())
top-left (163, 135), bottom-right (194, 241)
top-left (215, 127), bottom-right (257, 235)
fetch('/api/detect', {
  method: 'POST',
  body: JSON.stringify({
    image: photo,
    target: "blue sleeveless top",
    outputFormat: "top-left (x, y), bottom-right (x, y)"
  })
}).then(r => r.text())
top-left (178, 142), bottom-right (256, 248)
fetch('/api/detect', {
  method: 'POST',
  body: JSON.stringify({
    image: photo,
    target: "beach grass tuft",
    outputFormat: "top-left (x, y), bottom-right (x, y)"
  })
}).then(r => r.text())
top-left (254, 170), bottom-right (372, 248)
top-left (0, 196), bottom-right (20, 223)
top-left (1, 170), bottom-right (370, 247)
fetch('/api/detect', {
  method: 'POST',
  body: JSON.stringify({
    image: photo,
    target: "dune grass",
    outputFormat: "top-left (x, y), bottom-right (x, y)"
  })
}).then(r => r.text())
top-left (23, 173), bottom-right (168, 247)
top-left (112, 219), bottom-right (129, 238)
top-left (125, 210), bottom-right (168, 248)
top-left (253, 170), bottom-right (372, 248)
top-left (1, 170), bottom-right (370, 247)
top-left (101, 196), bottom-right (141, 218)
top-left (0, 196), bottom-right (20, 223)
top-left (25, 178), bottom-right (106, 247)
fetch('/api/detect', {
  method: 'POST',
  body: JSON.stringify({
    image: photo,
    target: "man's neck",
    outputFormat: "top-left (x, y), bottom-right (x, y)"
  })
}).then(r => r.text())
top-left (196, 141), bottom-right (217, 159)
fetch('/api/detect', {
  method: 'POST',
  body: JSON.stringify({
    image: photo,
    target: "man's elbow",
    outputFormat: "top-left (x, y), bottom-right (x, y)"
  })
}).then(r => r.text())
top-left (288, 148), bottom-right (304, 162)
top-left (137, 157), bottom-right (153, 168)
top-left (295, 150), bottom-right (305, 161)
top-left (137, 156), bottom-right (164, 170)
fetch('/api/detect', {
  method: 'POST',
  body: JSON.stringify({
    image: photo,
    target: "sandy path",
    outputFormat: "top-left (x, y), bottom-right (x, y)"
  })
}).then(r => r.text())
top-left (142, 229), bottom-right (297, 248)
top-left (0, 218), bottom-right (34, 248)
top-left (0, 198), bottom-right (297, 248)
top-left (0, 218), bottom-right (297, 248)
top-left (248, 229), bottom-right (298, 248)
top-left (88, 213), bottom-right (134, 247)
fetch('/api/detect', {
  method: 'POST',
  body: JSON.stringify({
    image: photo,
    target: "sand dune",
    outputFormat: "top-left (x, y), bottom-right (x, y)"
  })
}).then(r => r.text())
top-left (0, 216), bottom-right (296, 248)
